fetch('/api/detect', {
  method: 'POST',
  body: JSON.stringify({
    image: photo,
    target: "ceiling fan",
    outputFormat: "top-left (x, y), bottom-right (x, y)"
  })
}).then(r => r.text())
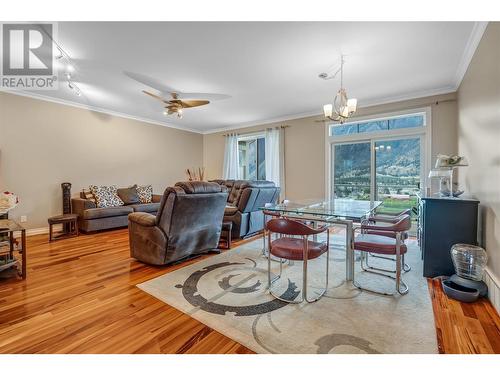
top-left (124, 71), bottom-right (229, 119)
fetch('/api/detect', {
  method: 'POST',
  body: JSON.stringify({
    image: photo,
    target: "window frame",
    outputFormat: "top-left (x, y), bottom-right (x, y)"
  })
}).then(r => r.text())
top-left (324, 107), bottom-right (432, 201)
top-left (237, 132), bottom-right (266, 180)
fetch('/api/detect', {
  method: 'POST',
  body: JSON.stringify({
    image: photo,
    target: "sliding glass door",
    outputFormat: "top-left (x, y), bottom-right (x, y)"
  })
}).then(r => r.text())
top-left (332, 137), bottom-right (422, 210)
top-left (374, 137), bottom-right (421, 215)
top-left (333, 142), bottom-right (371, 200)
top-left (329, 110), bottom-right (429, 235)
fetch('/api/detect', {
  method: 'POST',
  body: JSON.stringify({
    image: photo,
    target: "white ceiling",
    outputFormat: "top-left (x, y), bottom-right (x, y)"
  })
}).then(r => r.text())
top-left (14, 22), bottom-right (484, 133)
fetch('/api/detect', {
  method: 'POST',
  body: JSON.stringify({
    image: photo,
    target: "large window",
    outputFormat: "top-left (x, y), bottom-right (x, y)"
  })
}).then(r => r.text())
top-left (238, 135), bottom-right (266, 180)
top-left (330, 113), bottom-right (425, 137)
top-left (328, 110), bottom-right (430, 233)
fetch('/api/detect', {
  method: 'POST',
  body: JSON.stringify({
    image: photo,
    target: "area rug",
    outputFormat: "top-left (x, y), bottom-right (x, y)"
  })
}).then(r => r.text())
top-left (137, 234), bottom-right (438, 354)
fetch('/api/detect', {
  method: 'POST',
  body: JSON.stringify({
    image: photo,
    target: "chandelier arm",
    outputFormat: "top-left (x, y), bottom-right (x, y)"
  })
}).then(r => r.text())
top-left (340, 55), bottom-right (344, 89)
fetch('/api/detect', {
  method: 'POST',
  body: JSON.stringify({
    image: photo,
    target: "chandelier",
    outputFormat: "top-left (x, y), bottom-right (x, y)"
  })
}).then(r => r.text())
top-left (321, 56), bottom-right (357, 124)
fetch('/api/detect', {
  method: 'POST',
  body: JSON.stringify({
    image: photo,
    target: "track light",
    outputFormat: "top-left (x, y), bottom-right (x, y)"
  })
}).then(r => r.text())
top-left (55, 47), bottom-right (63, 60)
top-left (67, 79), bottom-right (81, 97)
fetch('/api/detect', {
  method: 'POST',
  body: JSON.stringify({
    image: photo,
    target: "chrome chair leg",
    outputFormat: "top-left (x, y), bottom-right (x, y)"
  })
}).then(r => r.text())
top-left (354, 249), bottom-right (409, 296)
top-left (268, 233), bottom-right (329, 304)
top-left (367, 253), bottom-right (411, 273)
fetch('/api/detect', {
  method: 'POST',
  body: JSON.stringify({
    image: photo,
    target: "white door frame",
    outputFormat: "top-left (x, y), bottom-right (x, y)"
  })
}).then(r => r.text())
top-left (325, 107), bottom-right (432, 201)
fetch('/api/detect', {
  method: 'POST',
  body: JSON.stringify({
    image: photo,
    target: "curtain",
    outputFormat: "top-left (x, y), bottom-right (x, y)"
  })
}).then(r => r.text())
top-left (265, 127), bottom-right (285, 199)
top-left (222, 133), bottom-right (240, 179)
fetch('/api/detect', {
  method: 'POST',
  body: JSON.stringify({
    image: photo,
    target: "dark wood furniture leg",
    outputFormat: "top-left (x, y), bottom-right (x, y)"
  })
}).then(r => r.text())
top-left (220, 222), bottom-right (232, 250)
top-left (21, 229), bottom-right (26, 279)
top-left (9, 231), bottom-right (14, 256)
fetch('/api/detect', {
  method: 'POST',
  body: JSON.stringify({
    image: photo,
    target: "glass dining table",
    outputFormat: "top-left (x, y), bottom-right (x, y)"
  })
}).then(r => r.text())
top-left (260, 198), bottom-right (382, 281)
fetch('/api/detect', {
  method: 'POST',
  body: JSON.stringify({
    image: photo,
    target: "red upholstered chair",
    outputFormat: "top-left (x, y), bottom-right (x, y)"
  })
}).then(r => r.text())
top-left (353, 214), bottom-right (411, 295)
top-left (262, 210), bottom-right (282, 257)
top-left (266, 218), bottom-right (330, 303)
top-left (365, 209), bottom-right (412, 272)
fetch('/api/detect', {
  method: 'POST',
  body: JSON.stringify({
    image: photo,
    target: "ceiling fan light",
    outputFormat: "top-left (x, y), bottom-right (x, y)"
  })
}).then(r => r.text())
top-left (323, 104), bottom-right (333, 118)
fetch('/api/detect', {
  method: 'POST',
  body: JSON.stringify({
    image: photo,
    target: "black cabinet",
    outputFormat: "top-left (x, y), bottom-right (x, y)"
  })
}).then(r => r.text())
top-left (417, 193), bottom-right (479, 278)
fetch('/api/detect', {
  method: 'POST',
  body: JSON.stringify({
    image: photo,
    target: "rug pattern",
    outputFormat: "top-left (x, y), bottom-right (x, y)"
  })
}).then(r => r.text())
top-left (137, 235), bottom-right (438, 354)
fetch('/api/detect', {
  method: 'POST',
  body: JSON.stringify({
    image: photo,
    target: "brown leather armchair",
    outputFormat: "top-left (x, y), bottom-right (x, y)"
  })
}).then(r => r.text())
top-left (128, 181), bottom-right (228, 265)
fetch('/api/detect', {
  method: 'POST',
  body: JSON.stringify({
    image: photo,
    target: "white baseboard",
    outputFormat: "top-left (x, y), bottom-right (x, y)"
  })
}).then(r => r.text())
top-left (27, 227), bottom-right (51, 236)
top-left (484, 267), bottom-right (500, 315)
top-left (12, 225), bottom-right (62, 238)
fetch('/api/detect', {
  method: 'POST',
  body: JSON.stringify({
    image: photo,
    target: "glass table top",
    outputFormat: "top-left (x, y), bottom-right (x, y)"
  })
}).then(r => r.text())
top-left (261, 198), bottom-right (382, 220)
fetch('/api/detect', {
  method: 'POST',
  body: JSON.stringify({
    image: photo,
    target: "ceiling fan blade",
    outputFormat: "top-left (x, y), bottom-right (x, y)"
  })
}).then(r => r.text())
top-left (180, 100), bottom-right (210, 108)
top-left (124, 71), bottom-right (178, 96)
top-left (142, 90), bottom-right (170, 103)
top-left (177, 93), bottom-right (230, 101)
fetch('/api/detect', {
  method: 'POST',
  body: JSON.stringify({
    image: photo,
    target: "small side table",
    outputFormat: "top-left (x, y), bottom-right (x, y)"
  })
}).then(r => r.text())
top-left (48, 214), bottom-right (79, 242)
top-left (220, 221), bottom-right (233, 249)
top-left (0, 219), bottom-right (26, 279)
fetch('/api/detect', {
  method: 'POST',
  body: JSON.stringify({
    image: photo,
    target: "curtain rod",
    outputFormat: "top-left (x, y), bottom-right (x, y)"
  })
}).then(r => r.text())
top-left (222, 125), bottom-right (289, 137)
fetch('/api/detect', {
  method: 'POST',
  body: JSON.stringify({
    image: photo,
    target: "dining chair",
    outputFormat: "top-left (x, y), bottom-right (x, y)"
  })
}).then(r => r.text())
top-left (262, 209), bottom-right (281, 255)
top-left (266, 218), bottom-right (330, 303)
top-left (369, 208), bottom-right (411, 223)
top-left (353, 214), bottom-right (411, 295)
top-left (365, 210), bottom-right (411, 272)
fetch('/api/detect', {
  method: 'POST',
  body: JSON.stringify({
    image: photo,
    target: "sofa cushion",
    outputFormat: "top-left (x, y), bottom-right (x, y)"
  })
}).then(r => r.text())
top-left (82, 206), bottom-right (134, 220)
top-left (80, 189), bottom-right (97, 205)
top-left (117, 185), bottom-right (140, 205)
top-left (129, 202), bottom-right (160, 213)
top-left (137, 185), bottom-right (153, 203)
top-left (89, 185), bottom-right (124, 208)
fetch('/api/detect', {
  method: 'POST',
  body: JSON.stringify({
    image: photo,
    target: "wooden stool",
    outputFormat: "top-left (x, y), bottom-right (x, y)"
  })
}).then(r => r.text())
top-left (220, 221), bottom-right (233, 249)
top-left (48, 214), bottom-right (79, 242)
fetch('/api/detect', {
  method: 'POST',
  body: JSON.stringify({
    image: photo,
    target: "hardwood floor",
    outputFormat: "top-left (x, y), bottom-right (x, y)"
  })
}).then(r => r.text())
top-left (0, 229), bottom-right (253, 354)
top-left (428, 278), bottom-right (500, 354)
top-left (0, 229), bottom-right (499, 353)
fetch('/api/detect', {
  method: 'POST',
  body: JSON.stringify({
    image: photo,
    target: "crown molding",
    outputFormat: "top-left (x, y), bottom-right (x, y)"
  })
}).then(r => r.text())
top-left (453, 21), bottom-right (488, 90)
top-left (0, 89), bottom-right (203, 134)
top-left (202, 109), bottom-right (323, 134)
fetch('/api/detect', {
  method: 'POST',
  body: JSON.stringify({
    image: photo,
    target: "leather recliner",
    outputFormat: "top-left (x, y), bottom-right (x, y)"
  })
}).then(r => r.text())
top-left (128, 181), bottom-right (228, 265)
top-left (212, 180), bottom-right (280, 239)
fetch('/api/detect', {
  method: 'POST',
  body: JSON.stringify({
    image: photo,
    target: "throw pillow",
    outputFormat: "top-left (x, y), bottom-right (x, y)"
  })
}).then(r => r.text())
top-left (117, 185), bottom-right (140, 205)
top-left (89, 185), bottom-right (124, 208)
top-left (80, 189), bottom-right (97, 205)
top-left (136, 185), bottom-right (153, 203)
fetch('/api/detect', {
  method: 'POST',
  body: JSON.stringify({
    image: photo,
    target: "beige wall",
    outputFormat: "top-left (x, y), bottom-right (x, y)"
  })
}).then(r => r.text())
top-left (203, 92), bottom-right (458, 201)
top-left (0, 88), bottom-right (459, 231)
top-left (0, 92), bottom-right (203, 230)
top-left (457, 23), bottom-right (500, 281)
